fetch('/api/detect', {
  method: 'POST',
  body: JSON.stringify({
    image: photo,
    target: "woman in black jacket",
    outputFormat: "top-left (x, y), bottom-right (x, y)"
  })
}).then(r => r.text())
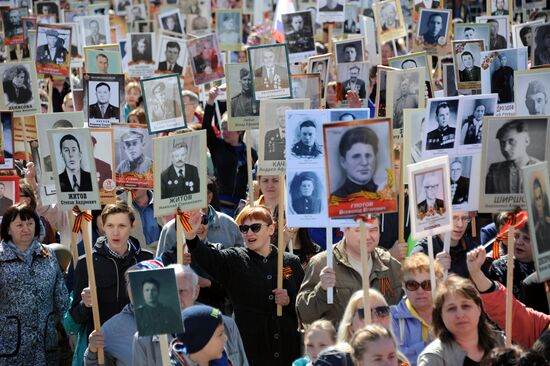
top-left (185, 206), bottom-right (304, 366)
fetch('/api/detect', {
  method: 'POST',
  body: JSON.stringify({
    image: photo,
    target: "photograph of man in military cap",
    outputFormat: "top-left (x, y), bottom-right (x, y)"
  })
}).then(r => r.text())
top-left (515, 70), bottom-right (550, 116)
top-left (524, 80), bottom-right (548, 116)
top-left (425, 100), bottom-right (458, 151)
top-left (291, 119), bottom-right (323, 158)
top-left (147, 81), bottom-right (182, 123)
top-left (160, 140), bottom-right (200, 199)
top-left (36, 27), bottom-right (69, 65)
top-left (283, 11), bottom-right (315, 55)
top-left (230, 67), bottom-right (259, 117)
top-left (116, 129), bottom-right (153, 175)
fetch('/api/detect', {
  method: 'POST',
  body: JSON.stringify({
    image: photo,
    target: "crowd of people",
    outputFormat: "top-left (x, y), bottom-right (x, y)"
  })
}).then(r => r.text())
top-left (1, 1), bottom-right (550, 366)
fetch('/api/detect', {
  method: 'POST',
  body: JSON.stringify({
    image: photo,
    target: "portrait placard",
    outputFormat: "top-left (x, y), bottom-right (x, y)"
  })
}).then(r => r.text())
top-left (414, 9), bottom-right (451, 54)
top-left (514, 69), bottom-right (550, 117)
top-left (343, 3), bottom-right (361, 35)
top-left (455, 94), bottom-right (498, 153)
top-left (248, 43), bottom-right (292, 100)
top-left (452, 40), bottom-right (484, 91)
top-left (422, 97), bottom-right (461, 157)
top-left (531, 23), bottom-right (550, 67)
top-left (153, 130), bottom-right (207, 216)
top-left (307, 53), bottom-right (332, 107)
top-left (443, 62), bottom-right (459, 97)
top-left (114, 0), bottom-right (131, 15)
top-left (373, 0), bottom-right (407, 44)
top-left (78, 15), bottom-right (111, 47)
top-left (412, 0), bottom-right (443, 24)
top-left (286, 109), bottom-right (327, 170)
top-left (511, 20), bottom-right (544, 52)
top-left (226, 63), bottom-right (260, 130)
top-left (0, 61), bottom-right (40, 117)
top-left (388, 51), bottom-right (433, 88)
top-left (158, 9), bottom-right (184, 35)
top-left (129, 268), bottom-right (184, 337)
top-left (476, 16), bottom-right (509, 50)
top-left (128, 32), bottom-right (156, 78)
top-left (113, 124), bottom-right (153, 189)
top-left (324, 118), bottom-right (396, 218)
top-left (216, 10), bottom-right (242, 52)
top-left (448, 153), bottom-right (481, 212)
top-left (84, 73), bottom-right (125, 127)
top-left (316, 0), bottom-right (345, 23)
top-left (479, 116), bottom-right (550, 212)
top-left (155, 35), bottom-right (187, 76)
top-left (337, 62), bottom-right (370, 105)
top-left (286, 169), bottom-right (328, 228)
top-left (291, 74), bottom-right (322, 109)
top-left (0, 112), bottom-right (14, 170)
top-left (408, 155), bottom-right (452, 240)
top-left (334, 38), bottom-right (365, 64)
top-left (488, 0), bottom-right (512, 19)
top-left (480, 48), bottom-right (528, 116)
top-left (185, 0), bottom-right (212, 37)
top-left (35, 0), bottom-right (59, 21)
top-left (283, 10), bottom-right (316, 63)
top-left (84, 47), bottom-right (123, 74)
top-left (12, 115), bottom-right (36, 162)
top-left (35, 24), bottom-right (71, 76)
top-left (141, 74), bottom-right (186, 134)
top-left (2, 7), bottom-right (28, 45)
top-left (523, 162), bottom-right (550, 282)
top-left (454, 23), bottom-right (491, 50)
top-left (89, 128), bottom-right (116, 205)
top-left (0, 176), bottom-right (20, 223)
top-left (257, 98), bottom-right (309, 175)
top-left (47, 127), bottom-right (101, 210)
top-left (402, 108), bottom-right (427, 182)
top-left (36, 112), bottom-right (85, 183)
top-left (375, 65), bottom-right (398, 117)
top-left (188, 33), bottom-right (225, 86)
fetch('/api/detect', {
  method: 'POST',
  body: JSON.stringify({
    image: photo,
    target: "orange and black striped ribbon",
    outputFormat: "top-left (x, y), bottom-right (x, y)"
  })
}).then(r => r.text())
top-left (380, 277), bottom-right (395, 299)
top-left (176, 208), bottom-right (192, 232)
top-left (72, 207), bottom-right (93, 233)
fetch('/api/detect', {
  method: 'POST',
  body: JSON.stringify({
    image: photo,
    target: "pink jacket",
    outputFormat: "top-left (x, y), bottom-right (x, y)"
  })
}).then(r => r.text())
top-left (480, 281), bottom-right (550, 348)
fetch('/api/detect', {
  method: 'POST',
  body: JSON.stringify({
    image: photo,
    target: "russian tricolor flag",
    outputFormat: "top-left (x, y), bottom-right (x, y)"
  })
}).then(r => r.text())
top-left (272, 0), bottom-right (296, 43)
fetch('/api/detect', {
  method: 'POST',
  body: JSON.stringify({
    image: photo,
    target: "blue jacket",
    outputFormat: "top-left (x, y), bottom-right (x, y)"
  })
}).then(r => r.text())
top-left (391, 298), bottom-right (431, 366)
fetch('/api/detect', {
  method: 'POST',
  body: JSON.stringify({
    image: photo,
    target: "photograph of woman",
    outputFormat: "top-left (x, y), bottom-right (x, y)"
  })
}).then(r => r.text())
top-left (2, 65), bottom-right (33, 105)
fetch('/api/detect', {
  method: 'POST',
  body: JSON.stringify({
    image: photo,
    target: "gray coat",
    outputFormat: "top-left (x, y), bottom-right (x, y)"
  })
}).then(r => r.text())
top-left (0, 240), bottom-right (69, 365)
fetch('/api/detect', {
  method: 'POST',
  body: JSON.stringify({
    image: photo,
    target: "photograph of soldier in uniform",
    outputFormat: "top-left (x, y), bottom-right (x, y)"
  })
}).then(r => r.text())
top-left (391, 73), bottom-right (420, 129)
top-left (142, 75), bottom-right (185, 133)
top-left (156, 37), bottom-right (186, 75)
top-left (449, 156), bottom-right (471, 205)
top-left (129, 268), bottom-right (183, 337)
top-left (114, 126), bottom-right (154, 187)
top-left (283, 11), bottom-right (315, 57)
top-left (532, 23), bottom-right (550, 67)
top-left (338, 63), bottom-right (368, 101)
top-left (289, 171), bottom-right (323, 214)
top-left (425, 98), bottom-right (459, 151)
top-left (80, 17), bottom-right (109, 46)
top-left (515, 70), bottom-right (550, 116)
top-left (2, 7), bottom-right (27, 45)
top-left (216, 10), bottom-right (241, 51)
top-left (334, 39), bottom-right (364, 63)
top-left (457, 50), bottom-right (481, 82)
top-left (160, 140), bottom-right (200, 199)
top-left (230, 66), bottom-right (259, 117)
top-left (417, 9), bottom-right (449, 46)
top-left (452, 40), bottom-right (484, 91)
top-left (477, 16), bottom-right (508, 50)
top-left (484, 118), bottom-right (547, 194)
top-left (290, 119), bottom-right (323, 159)
top-left (248, 44), bottom-right (291, 99)
top-left (36, 26), bottom-right (70, 76)
top-left (264, 105), bottom-right (291, 161)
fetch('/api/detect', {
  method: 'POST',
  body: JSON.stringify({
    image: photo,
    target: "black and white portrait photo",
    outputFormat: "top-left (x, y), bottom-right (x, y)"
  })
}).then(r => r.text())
top-left (388, 70), bottom-right (421, 129)
top-left (489, 0), bottom-right (510, 16)
top-left (1, 63), bottom-right (34, 106)
top-left (156, 36), bottom-right (187, 76)
top-left (514, 69), bottom-right (550, 116)
top-left (129, 268), bottom-right (183, 337)
top-left (130, 33), bottom-right (154, 63)
top-left (216, 10), bottom-right (242, 51)
top-left (264, 104), bottom-right (292, 162)
top-left (512, 21), bottom-right (543, 57)
top-left (114, 125), bottom-right (153, 189)
top-left (35, 25), bottom-right (71, 76)
top-left (283, 11), bottom-right (315, 59)
top-left (307, 54), bottom-right (331, 104)
top-left (128, 5), bottom-right (146, 23)
top-left (483, 117), bottom-right (548, 194)
top-left (407, 156), bottom-right (453, 239)
top-left (0, 178), bottom-right (18, 221)
top-left (338, 62), bottom-right (368, 101)
top-left (79, 16), bottom-right (109, 46)
top-left (141, 75), bottom-right (185, 134)
top-left (458, 96), bottom-right (497, 147)
top-left (291, 74), bottom-right (321, 109)
top-left (532, 23), bottom-right (550, 67)
top-left (477, 16), bottom-right (509, 50)
top-left (424, 98), bottom-right (460, 152)
top-left (1, 7), bottom-right (27, 44)
top-left (443, 63), bottom-right (458, 97)
top-left (85, 74), bottom-right (124, 127)
top-left (417, 9), bottom-right (449, 46)
top-left (449, 156), bottom-right (472, 206)
top-left (35, 1), bottom-right (59, 21)
top-left (159, 10), bottom-right (184, 34)
top-left (334, 39), bottom-right (364, 63)
top-left (55, 133), bottom-right (94, 193)
top-left (375, 0), bottom-right (401, 34)
top-left (226, 64), bottom-right (260, 130)
top-left (343, 4), bottom-right (360, 34)
top-left (289, 171), bottom-right (323, 215)
top-left (481, 48), bottom-right (528, 106)
top-left (389, 51), bottom-right (432, 83)
top-left (317, 0), bottom-right (345, 23)
top-left (452, 40), bottom-right (483, 90)
top-left (454, 23), bottom-right (490, 48)
top-left (153, 131), bottom-right (207, 214)
top-left (0, 112), bottom-right (14, 171)
top-left (288, 112), bottom-right (324, 160)
top-left (248, 44), bottom-right (291, 99)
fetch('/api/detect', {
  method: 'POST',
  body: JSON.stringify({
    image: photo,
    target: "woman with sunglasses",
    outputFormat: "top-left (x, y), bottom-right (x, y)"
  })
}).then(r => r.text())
top-left (184, 206), bottom-right (304, 366)
top-left (417, 275), bottom-right (504, 366)
top-left (391, 253), bottom-right (444, 366)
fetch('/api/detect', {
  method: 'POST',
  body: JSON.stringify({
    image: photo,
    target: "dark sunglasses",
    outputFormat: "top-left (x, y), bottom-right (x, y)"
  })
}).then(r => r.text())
top-left (200, 214), bottom-right (209, 225)
top-left (405, 280), bottom-right (432, 291)
top-left (239, 223), bottom-right (265, 233)
top-left (356, 306), bottom-right (390, 319)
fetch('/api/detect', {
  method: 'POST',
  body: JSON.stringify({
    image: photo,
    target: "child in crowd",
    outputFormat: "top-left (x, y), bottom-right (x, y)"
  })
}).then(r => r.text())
top-left (293, 320), bottom-right (337, 366)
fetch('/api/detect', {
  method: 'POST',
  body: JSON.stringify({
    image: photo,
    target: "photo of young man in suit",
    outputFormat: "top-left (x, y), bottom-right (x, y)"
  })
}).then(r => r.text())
top-left (57, 134), bottom-right (93, 192)
top-left (88, 82), bottom-right (120, 120)
top-left (160, 140), bottom-right (200, 198)
top-left (157, 41), bottom-right (184, 75)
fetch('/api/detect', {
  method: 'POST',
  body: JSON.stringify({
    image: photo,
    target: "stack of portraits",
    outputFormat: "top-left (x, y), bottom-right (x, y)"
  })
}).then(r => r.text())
top-left (188, 33), bottom-right (225, 86)
top-left (291, 74), bottom-right (322, 109)
top-left (373, 0), bottom-right (407, 43)
top-left (47, 127), bottom-right (101, 210)
top-left (128, 32), bottom-right (156, 78)
top-left (454, 23), bottom-right (491, 49)
top-left (0, 112), bottom-right (14, 170)
top-left (323, 118), bottom-right (396, 219)
top-left (226, 63), bottom-right (260, 130)
top-left (0, 61), bottom-right (40, 116)
top-left (479, 116), bottom-right (550, 212)
top-left (285, 109), bottom-right (328, 227)
top-left (514, 69), bottom-right (550, 117)
top-left (248, 43), bottom-right (292, 99)
top-left (155, 36), bottom-right (187, 76)
top-left (257, 99), bottom-right (309, 175)
top-left (282, 11), bottom-right (316, 63)
top-left (153, 131), bottom-right (207, 216)
top-left (113, 124), bottom-right (154, 189)
top-left (415, 9), bottom-right (451, 53)
top-left (452, 40), bottom-right (484, 91)
top-left (141, 74), bottom-right (186, 134)
top-left (84, 73), bottom-right (124, 127)
top-left (480, 47), bottom-right (528, 116)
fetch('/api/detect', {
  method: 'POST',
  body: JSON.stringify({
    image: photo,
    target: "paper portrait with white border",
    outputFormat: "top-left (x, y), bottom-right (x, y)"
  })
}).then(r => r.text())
top-left (286, 170), bottom-right (328, 228)
top-left (456, 94), bottom-right (498, 153)
top-left (113, 124), bottom-right (154, 189)
top-left (90, 128), bottom-right (116, 205)
top-left (141, 74), bottom-right (186, 134)
top-left (248, 43), bottom-right (292, 100)
top-left (448, 154), bottom-right (481, 212)
top-left (514, 69), bottom-right (550, 117)
top-left (422, 97), bottom-right (461, 156)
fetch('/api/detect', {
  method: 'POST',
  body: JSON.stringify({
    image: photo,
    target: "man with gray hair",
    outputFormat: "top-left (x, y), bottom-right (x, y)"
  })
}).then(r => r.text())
top-left (132, 264), bottom-right (249, 366)
top-left (525, 80), bottom-right (548, 116)
top-left (417, 172), bottom-right (445, 218)
top-left (160, 140), bottom-right (200, 198)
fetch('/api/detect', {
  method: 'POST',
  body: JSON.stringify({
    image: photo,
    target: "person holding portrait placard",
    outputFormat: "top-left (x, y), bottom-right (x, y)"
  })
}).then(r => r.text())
top-left (486, 120), bottom-right (540, 194)
top-left (58, 134), bottom-right (93, 192)
top-left (332, 126), bottom-right (379, 198)
top-left (291, 120), bottom-right (323, 158)
top-left (160, 140), bottom-right (200, 199)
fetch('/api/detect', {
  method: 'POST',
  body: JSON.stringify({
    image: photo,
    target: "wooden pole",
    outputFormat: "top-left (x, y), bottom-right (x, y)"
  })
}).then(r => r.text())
top-left (81, 211), bottom-right (105, 364)
top-left (276, 174), bottom-right (285, 316)
top-left (471, 212), bottom-right (477, 238)
top-left (359, 220), bottom-right (372, 324)
top-left (176, 215), bottom-right (185, 265)
top-left (505, 225), bottom-right (515, 347)
top-left (326, 226), bottom-right (333, 304)
top-left (20, 117), bottom-right (31, 162)
top-left (427, 236), bottom-right (437, 301)
top-left (443, 232), bottom-right (451, 279)
top-left (398, 144), bottom-right (405, 243)
top-left (47, 77), bottom-right (54, 114)
top-left (245, 132), bottom-right (254, 207)
top-left (159, 334), bottom-right (171, 366)
top-left (68, 211), bottom-right (79, 271)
